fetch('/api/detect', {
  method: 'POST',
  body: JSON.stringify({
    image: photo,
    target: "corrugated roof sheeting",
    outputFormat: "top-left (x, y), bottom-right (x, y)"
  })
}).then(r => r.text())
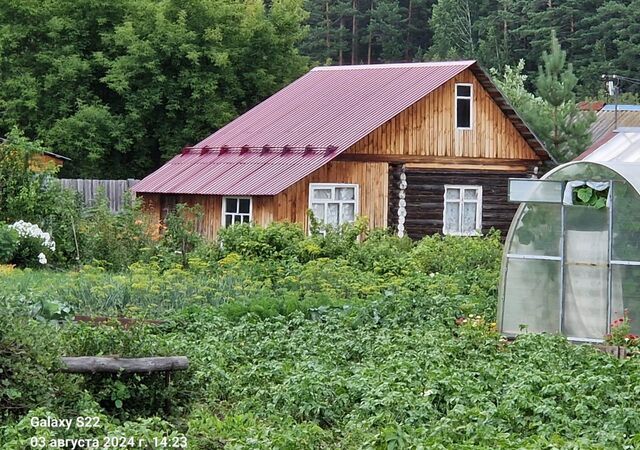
top-left (577, 128), bottom-right (640, 163)
top-left (197, 62), bottom-right (474, 150)
top-left (589, 109), bottom-right (640, 144)
top-left (133, 149), bottom-right (336, 196)
top-left (134, 61), bottom-right (549, 195)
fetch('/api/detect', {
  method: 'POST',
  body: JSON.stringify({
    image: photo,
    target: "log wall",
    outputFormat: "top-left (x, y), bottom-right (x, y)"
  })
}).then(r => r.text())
top-left (401, 169), bottom-right (533, 240)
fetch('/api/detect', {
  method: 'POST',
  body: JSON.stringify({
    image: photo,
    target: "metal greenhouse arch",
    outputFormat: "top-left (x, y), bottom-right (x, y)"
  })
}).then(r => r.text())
top-left (498, 160), bottom-right (640, 342)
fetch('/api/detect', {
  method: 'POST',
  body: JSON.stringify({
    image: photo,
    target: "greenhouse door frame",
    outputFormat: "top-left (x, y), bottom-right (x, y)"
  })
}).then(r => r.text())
top-left (560, 180), bottom-right (613, 343)
top-left (506, 178), bottom-right (634, 342)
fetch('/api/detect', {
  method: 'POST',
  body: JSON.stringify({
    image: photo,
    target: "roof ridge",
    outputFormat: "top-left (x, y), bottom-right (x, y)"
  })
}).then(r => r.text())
top-left (311, 60), bottom-right (477, 71)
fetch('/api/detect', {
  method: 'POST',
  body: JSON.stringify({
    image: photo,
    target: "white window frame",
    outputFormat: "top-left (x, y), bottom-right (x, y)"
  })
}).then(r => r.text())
top-left (308, 183), bottom-right (359, 228)
top-left (221, 196), bottom-right (252, 227)
top-left (455, 83), bottom-right (473, 130)
top-left (443, 185), bottom-right (482, 236)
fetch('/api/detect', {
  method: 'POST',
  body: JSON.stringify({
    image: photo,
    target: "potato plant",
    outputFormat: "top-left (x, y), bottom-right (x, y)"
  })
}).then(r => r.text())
top-left (1, 225), bottom-right (639, 449)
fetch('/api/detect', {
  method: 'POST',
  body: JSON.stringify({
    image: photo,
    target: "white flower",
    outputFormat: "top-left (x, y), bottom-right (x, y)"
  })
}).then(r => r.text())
top-left (9, 220), bottom-right (56, 253)
top-left (37, 253), bottom-right (47, 265)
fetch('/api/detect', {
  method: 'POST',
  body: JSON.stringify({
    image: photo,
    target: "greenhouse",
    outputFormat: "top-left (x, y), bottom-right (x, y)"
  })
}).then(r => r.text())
top-left (498, 158), bottom-right (640, 342)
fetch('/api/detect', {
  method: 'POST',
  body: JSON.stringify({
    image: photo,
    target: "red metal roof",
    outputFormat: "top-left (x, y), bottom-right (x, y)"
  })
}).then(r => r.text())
top-left (134, 61), bottom-right (548, 195)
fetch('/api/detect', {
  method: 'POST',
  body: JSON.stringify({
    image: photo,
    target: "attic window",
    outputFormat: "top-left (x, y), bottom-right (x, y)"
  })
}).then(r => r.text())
top-left (455, 83), bottom-right (473, 130)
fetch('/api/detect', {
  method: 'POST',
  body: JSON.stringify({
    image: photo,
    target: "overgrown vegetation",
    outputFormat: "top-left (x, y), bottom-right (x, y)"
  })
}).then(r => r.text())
top-left (1, 224), bottom-right (639, 449)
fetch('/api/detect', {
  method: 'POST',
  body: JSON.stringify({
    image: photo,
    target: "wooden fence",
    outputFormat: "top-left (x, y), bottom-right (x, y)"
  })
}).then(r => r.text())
top-left (59, 179), bottom-right (139, 212)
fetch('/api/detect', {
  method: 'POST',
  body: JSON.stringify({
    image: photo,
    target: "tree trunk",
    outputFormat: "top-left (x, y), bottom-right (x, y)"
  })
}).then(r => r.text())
top-left (60, 357), bottom-right (189, 373)
top-left (405, 0), bottom-right (412, 61)
top-left (351, 0), bottom-right (358, 64)
top-left (367, 0), bottom-right (373, 64)
top-left (339, 17), bottom-right (344, 64)
top-left (325, 1), bottom-right (331, 53)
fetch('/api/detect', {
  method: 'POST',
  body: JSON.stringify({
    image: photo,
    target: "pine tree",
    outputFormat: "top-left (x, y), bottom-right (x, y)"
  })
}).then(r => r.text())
top-left (535, 31), bottom-right (594, 162)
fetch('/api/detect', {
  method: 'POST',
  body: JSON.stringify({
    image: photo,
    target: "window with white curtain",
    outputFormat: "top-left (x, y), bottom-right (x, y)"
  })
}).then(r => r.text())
top-left (309, 183), bottom-right (358, 227)
top-left (443, 185), bottom-right (482, 236)
top-left (222, 197), bottom-right (252, 227)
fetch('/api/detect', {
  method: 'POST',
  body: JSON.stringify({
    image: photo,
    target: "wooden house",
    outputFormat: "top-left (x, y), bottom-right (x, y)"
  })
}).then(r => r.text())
top-left (30, 151), bottom-right (70, 172)
top-left (133, 61), bottom-right (553, 240)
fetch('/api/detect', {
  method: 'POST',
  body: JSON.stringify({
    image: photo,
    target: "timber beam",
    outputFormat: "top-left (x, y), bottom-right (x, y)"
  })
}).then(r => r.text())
top-left (60, 356), bottom-right (189, 373)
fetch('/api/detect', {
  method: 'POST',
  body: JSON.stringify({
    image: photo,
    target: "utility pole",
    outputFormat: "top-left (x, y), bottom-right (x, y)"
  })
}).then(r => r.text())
top-left (602, 73), bottom-right (640, 131)
top-left (602, 74), bottom-right (620, 130)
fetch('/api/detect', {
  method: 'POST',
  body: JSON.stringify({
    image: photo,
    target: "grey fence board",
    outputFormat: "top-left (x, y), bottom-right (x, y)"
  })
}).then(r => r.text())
top-left (59, 179), bottom-right (139, 212)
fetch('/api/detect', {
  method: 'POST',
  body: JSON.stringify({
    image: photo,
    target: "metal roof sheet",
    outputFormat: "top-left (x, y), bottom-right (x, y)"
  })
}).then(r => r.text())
top-left (601, 104), bottom-right (640, 112)
top-left (134, 61), bottom-right (549, 195)
top-left (589, 108), bottom-right (640, 144)
top-left (576, 128), bottom-right (640, 163)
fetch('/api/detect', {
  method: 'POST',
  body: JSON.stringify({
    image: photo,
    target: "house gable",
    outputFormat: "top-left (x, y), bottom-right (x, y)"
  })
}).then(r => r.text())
top-left (344, 68), bottom-right (540, 163)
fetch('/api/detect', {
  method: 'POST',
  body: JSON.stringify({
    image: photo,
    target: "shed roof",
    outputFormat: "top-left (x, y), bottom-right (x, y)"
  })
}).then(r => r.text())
top-left (588, 106), bottom-right (640, 144)
top-left (577, 127), bottom-right (640, 163)
top-left (134, 61), bottom-right (549, 195)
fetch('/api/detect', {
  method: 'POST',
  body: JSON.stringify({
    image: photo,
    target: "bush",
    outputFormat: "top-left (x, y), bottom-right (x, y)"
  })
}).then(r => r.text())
top-left (411, 229), bottom-right (503, 275)
top-left (0, 311), bottom-right (86, 419)
top-left (77, 193), bottom-right (152, 271)
top-left (158, 203), bottom-right (204, 269)
top-left (7, 220), bottom-right (56, 268)
top-left (218, 221), bottom-right (306, 260)
top-left (0, 223), bottom-right (19, 264)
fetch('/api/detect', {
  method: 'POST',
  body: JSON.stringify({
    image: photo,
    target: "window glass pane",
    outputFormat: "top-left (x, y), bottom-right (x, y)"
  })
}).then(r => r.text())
top-left (241, 215), bottom-right (250, 223)
top-left (463, 189), bottom-right (478, 200)
top-left (501, 259), bottom-right (561, 334)
top-left (311, 203), bottom-right (324, 221)
top-left (239, 198), bottom-right (250, 214)
top-left (612, 181), bottom-right (640, 261)
top-left (311, 203), bottom-right (325, 221)
top-left (327, 203), bottom-right (339, 226)
top-left (336, 187), bottom-right (355, 200)
top-left (342, 203), bottom-right (355, 222)
top-left (444, 203), bottom-right (460, 234)
top-left (445, 188), bottom-right (460, 200)
top-left (462, 202), bottom-right (477, 234)
top-left (509, 179), bottom-right (563, 203)
top-left (611, 265), bottom-right (640, 335)
top-left (456, 85), bottom-right (471, 97)
top-left (225, 215), bottom-right (233, 227)
top-left (313, 188), bottom-right (332, 200)
top-left (225, 198), bottom-right (238, 213)
top-left (508, 204), bottom-right (562, 257)
top-left (457, 98), bottom-right (471, 128)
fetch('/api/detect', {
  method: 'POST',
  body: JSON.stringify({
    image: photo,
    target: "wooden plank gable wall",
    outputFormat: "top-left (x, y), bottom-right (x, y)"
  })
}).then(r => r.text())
top-left (340, 68), bottom-right (540, 167)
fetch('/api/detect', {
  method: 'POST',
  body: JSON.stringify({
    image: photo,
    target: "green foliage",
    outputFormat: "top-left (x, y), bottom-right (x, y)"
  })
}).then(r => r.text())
top-left (2, 228), bottom-right (640, 448)
top-left (0, 0), bottom-right (309, 179)
top-left (77, 193), bottom-right (152, 271)
top-left (160, 203), bottom-right (204, 269)
top-left (573, 186), bottom-right (608, 209)
top-left (0, 223), bottom-right (19, 264)
top-left (0, 311), bottom-right (87, 418)
top-left (535, 31), bottom-right (595, 162)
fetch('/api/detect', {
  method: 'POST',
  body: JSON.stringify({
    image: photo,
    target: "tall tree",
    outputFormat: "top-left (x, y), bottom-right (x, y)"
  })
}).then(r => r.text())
top-left (535, 31), bottom-right (594, 162)
top-left (0, 0), bottom-right (309, 178)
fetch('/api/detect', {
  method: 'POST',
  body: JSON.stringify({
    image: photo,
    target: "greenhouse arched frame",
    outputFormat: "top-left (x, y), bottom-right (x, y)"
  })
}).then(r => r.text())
top-left (498, 160), bottom-right (640, 342)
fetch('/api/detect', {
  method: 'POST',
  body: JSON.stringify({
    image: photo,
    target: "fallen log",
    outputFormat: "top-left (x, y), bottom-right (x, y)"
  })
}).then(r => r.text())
top-left (60, 356), bottom-right (189, 373)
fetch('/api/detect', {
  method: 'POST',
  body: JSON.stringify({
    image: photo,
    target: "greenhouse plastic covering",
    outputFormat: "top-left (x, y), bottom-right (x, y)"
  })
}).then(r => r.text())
top-left (498, 160), bottom-right (640, 341)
